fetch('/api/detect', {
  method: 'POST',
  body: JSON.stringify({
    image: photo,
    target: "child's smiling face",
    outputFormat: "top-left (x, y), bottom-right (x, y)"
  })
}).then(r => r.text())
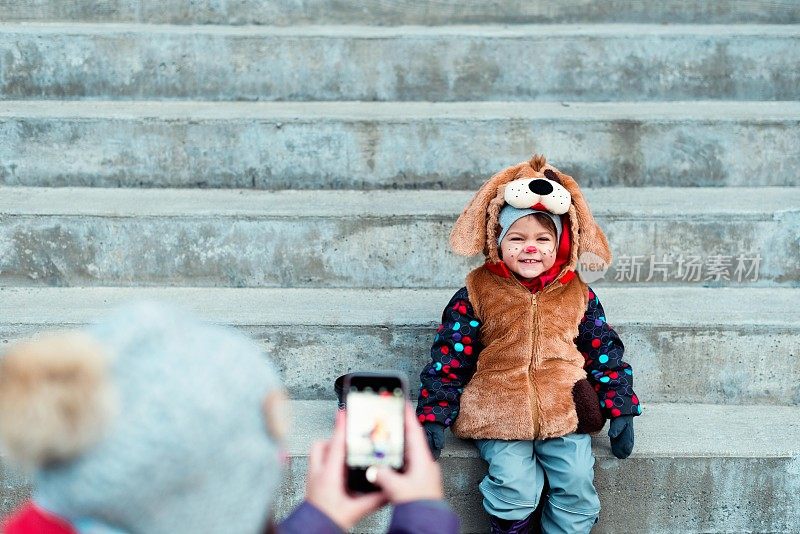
top-left (500, 215), bottom-right (558, 279)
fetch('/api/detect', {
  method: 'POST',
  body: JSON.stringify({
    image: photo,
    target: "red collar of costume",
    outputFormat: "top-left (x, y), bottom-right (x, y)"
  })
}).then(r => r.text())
top-left (485, 214), bottom-right (576, 293)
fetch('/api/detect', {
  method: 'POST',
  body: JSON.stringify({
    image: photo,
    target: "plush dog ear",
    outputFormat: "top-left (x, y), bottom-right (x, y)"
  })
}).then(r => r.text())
top-left (0, 332), bottom-right (117, 470)
top-left (450, 163), bottom-right (527, 256)
top-left (545, 166), bottom-right (612, 265)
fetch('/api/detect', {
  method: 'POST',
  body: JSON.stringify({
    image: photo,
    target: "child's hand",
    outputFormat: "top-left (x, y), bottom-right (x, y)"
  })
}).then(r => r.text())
top-left (608, 415), bottom-right (634, 459)
top-left (423, 422), bottom-right (446, 460)
top-left (372, 403), bottom-right (446, 504)
top-left (305, 410), bottom-right (388, 530)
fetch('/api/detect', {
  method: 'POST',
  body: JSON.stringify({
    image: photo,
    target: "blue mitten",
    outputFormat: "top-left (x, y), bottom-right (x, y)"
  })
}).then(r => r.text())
top-left (423, 422), bottom-right (445, 460)
top-left (608, 415), bottom-right (634, 459)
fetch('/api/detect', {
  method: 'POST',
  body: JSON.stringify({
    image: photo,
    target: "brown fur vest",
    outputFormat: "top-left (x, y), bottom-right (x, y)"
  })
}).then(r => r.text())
top-left (451, 265), bottom-right (604, 440)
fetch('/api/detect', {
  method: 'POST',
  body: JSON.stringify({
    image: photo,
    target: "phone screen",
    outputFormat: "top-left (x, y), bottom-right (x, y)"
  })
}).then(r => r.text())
top-left (346, 383), bottom-right (405, 470)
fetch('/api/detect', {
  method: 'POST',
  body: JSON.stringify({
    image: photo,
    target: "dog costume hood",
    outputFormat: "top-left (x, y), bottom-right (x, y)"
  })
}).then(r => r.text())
top-left (450, 154), bottom-right (612, 279)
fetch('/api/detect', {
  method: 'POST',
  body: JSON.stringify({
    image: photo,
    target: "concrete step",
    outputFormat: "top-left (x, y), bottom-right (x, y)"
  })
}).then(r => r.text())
top-left (2, 286), bottom-right (798, 405)
top-left (2, 0), bottom-right (799, 25)
top-left (1, 401), bottom-right (799, 531)
top-left (2, 101), bottom-right (799, 189)
top-left (1, 186), bottom-right (798, 288)
top-left (1, 24), bottom-right (799, 101)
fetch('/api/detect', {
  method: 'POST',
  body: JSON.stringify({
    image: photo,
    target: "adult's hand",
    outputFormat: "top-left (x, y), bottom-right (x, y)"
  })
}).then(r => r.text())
top-left (372, 403), bottom-right (446, 504)
top-left (306, 410), bottom-right (387, 530)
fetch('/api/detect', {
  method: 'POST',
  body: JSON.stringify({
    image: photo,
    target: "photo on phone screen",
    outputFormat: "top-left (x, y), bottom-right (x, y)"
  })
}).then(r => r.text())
top-left (344, 373), bottom-right (407, 491)
top-left (346, 384), bottom-right (404, 469)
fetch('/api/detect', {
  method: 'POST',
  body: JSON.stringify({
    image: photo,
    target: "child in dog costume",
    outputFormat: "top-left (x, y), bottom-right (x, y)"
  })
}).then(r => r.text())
top-left (416, 155), bottom-right (641, 533)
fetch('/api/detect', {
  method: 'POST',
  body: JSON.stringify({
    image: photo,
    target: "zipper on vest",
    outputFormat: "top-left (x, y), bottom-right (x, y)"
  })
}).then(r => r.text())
top-left (528, 292), bottom-right (540, 438)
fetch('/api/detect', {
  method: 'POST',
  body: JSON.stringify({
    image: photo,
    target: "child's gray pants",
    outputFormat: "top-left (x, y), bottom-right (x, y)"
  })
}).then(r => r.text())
top-left (474, 433), bottom-right (600, 533)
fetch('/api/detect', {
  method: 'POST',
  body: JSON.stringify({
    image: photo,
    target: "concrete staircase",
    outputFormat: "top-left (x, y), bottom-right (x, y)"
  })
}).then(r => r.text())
top-left (1, 1), bottom-right (799, 532)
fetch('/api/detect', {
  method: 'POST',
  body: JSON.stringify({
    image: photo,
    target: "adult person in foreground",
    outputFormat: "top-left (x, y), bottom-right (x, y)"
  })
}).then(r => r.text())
top-left (0, 302), bottom-right (458, 534)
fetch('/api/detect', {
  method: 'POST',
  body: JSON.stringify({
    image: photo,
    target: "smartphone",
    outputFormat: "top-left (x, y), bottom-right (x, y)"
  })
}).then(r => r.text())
top-left (344, 372), bottom-right (408, 493)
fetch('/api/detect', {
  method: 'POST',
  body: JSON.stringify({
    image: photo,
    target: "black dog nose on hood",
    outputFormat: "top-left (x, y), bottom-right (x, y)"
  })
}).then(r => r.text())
top-left (528, 179), bottom-right (554, 196)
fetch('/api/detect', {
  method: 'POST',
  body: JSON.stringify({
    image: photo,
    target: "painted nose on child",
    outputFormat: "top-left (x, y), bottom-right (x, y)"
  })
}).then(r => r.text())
top-left (524, 246), bottom-right (538, 254)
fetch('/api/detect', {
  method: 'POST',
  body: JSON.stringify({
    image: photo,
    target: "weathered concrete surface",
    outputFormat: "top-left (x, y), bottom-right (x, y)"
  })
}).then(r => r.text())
top-left (2, 402), bottom-right (799, 531)
top-left (0, 458), bottom-right (28, 521)
top-left (1, 24), bottom-right (799, 101)
top-left (1, 187), bottom-right (798, 287)
top-left (2, 286), bottom-right (799, 405)
top-left (2, 0), bottom-right (799, 25)
top-left (279, 402), bottom-right (800, 533)
top-left (2, 101), bottom-right (799, 188)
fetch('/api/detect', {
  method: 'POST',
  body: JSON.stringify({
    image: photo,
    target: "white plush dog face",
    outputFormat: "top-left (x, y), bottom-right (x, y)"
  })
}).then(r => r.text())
top-left (503, 176), bottom-right (571, 215)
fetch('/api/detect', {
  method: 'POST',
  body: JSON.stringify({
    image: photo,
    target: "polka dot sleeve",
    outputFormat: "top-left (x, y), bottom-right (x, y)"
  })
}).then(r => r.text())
top-left (415, 287), bottom-right (481, 427)
top-left (575, 287), bottom-right (642, 419)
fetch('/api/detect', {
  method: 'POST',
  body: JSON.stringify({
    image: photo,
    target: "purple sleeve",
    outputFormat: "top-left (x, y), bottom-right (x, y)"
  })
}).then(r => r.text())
top-left (575, 286), bottom-right (642, 419)
top-left (276, 501), bottom-right (344, 534)
top-left (388, 500), bottom-right (460, 534)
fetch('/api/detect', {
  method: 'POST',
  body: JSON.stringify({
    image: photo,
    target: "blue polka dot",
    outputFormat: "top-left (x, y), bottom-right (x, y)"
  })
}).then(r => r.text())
top-left (637, 405), bottom-right (642, 414)
top-left (594, 319), bottom-right (603, 326)
top-left (434, 334), bottom-right (440, 342)
top-left (452, 322), bottom-right (461, 331)
top-left (598, 354), bottom-right (609, 364)
top-left (454, 343), bottom-right (464, 352)
top-left (624, 369), bottom-right (633, 375)
top-left (470, 320), bottom-right (479, 327)
top-left (599, 376), bottom-right (611, 384)
top-left (434, 363), bottom-right (442, 371)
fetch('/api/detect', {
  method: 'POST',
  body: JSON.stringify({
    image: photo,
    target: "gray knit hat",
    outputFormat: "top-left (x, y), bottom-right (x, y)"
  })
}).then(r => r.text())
top-left (497, 205), bottom-right (563, 246)
top-left (8, 302), bottom-right (285, 534)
